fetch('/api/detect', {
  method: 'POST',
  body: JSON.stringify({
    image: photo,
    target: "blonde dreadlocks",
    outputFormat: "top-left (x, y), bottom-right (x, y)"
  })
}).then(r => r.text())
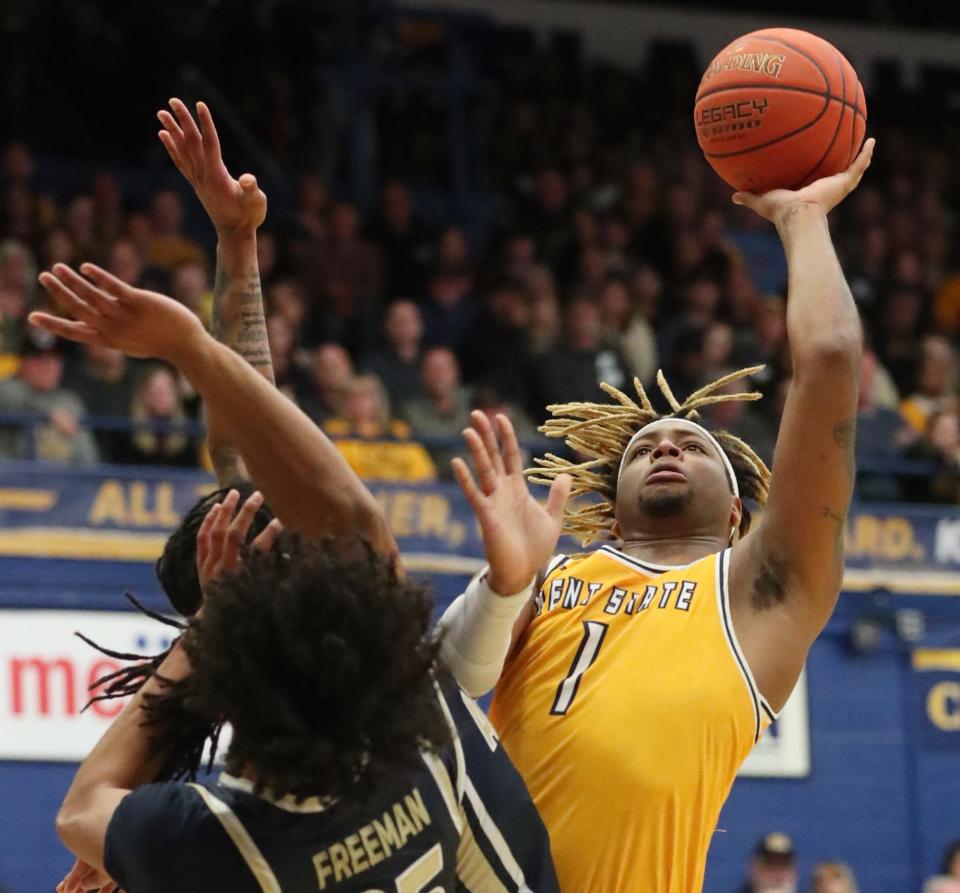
top-left (528, 366), bottom-right (772, 545)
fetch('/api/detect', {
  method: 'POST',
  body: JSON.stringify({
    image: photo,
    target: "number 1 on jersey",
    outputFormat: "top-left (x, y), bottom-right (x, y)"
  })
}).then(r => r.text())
top-left (550, 621), bottom-right (608, 715)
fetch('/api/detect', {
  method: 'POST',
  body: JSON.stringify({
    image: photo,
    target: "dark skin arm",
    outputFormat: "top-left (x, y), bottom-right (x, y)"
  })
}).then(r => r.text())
top-left (729, 140), bottom-right (875, 711)
top-left (157, 99), bottom-right (273, 486)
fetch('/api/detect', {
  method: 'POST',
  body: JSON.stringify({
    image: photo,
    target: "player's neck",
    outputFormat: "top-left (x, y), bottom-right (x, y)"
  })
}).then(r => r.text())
top-left (616, 533), bottom-right (727, 567)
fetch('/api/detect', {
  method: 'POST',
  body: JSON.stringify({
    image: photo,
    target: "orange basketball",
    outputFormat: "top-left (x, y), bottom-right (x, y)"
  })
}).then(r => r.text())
top-left (694, 28), bottom-right (867, 193)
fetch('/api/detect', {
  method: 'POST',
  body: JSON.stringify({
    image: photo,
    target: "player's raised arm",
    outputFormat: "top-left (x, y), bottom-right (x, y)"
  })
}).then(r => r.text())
top-left (158, 98), bottom-right (271, 485)
top-left (31, 265), bottom-right (397, 556)
top-left (438, 411), bottom-right (570, 696)
top-left (729, 139), bottom-right (875, 710)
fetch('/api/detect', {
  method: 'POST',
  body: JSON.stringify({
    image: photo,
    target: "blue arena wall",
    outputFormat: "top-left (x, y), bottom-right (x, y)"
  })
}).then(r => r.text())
top-left (0, 463), bottom-right (958, 892)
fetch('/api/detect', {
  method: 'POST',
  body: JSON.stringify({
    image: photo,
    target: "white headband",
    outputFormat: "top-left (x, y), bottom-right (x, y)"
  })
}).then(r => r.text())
top-left (617, 417), bottom-right (739, 498)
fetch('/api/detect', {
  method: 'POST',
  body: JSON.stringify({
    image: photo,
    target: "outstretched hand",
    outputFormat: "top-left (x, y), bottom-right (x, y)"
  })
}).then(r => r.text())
top-left (196, 489), bottom-right (283, 595)
top-left (452, 411), bottom-right (571, 595)
top-left (733, 137), bottom-right (875, 226)
top-left (31, 263), bottom-right (205, 362)
top-left (157, 98), bottom-right (266, 236)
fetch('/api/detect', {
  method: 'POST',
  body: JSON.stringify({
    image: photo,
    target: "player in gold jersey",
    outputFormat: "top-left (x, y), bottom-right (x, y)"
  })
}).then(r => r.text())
top-left (441, 140), bottom-right (877, 892)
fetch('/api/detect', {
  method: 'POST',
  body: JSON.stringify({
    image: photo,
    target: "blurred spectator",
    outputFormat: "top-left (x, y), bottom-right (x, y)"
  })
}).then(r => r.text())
top-left (856, 350), bottom-right (917, 501)
top-left (120, 364), bottom-right (197, 467)
top-left (292, 172), bottom-right (329, 242)
top-left (873, 286), bottom-right (926, 395)
top-left (145, 189), bottom-right (206, 273)
top-left (420, 265), bottom-right (478, 352)
top-left (0, 239), bottom-right (37, 301)
top-left (461, 280), bottom-right (532, 406)
top-left (527, 289), bottom-right (562, 358)
top-left (92, 171), bottom-right (125, 246)
top-left (63, 195), bottom-right (99, 258)
top-left (67, 344), bottom-right (138, 463)
top-left (900, 336), bottom-right (957, 435)
top-left (599, 273), bottom-right (657, 385)
top-left (904, 406), bottom-right (960, 503)
top-left (0, 329), bottom-right (98, 464)
top-left (810, 861), bottom-right (858, 893)
top-left (532, 299), bottom-right (631, 413)
top-left (298, 200), bottom-right (381, 337)
top-left (265, 315), bottom-right (307, 402)
top-left (171, 260), bottom-right (212, 327)
top-left (323, 374), bottom-right (435, 481)
top-left (473, 384), bottom-right (539, 445)
top-left (403, 347), bottom-right (473, 477)
top-left (267, 279), bottom-right (309, 341)
top-left (298, 343), bottom-right (354, 424)
top-left (41, 228), bottom-right (77, 269)
top-left (366, 180), bottom-right (432, 298)
top-left (701, 369), bottom-right (778, 468)
top-left (323, 374), bottom-right (410, 441)
top-left (520, 167), bottom-right (575, 270)
top-left (0, 282), bottom-right (29, 357)
top-left (735, 831), bottom-right (797, 893)
top-left (363, 300), bottom-right (425, 408)
top-left (107, 238), bottom-right (148, 289)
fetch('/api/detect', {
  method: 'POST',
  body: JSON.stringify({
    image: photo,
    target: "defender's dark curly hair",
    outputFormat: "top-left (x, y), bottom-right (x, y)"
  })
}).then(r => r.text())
top-left (82, 481), bottom-right (275, 779)
top-left (146, 532), bottom-right (450, 802)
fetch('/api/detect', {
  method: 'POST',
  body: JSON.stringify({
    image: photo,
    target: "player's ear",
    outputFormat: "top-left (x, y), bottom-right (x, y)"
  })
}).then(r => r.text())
top-left (611, 518), bottom-right (622, 540)
top-left (729, 496), bottom-right (743, 538)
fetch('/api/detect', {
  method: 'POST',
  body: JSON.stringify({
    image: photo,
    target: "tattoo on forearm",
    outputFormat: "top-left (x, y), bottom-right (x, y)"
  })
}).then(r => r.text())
top-left (832, 417), bottom-right (857, 482)
top-left (211, 259), bottom-right (276, 381)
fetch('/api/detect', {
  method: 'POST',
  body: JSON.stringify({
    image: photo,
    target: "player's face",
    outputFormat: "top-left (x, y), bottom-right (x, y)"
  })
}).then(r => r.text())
top-left (614, 426), bottom-right (737, 541)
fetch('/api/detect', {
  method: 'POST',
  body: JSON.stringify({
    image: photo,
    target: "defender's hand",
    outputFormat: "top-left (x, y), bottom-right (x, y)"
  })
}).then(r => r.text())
top-left (32, 263), bottom-right (206, 363)
top-left (157, 98), bottom-right (266, 236)
top-left (733, 137), bottom-right (875, 226)
top-left (453, 411), bottom-right (571, 596)
top-left (196, 489), bottom-right (283, 595)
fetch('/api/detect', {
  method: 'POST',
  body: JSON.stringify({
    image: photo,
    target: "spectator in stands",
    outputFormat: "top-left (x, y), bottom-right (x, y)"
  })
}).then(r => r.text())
top-left (41, 227), bottom-right (77, 269)
top-left (363, 299), bottom-right (425, 409)
top-left (120, 364), bottom-right (197, 467)
top-left (91, 171), bottom-right (125, 247)
top-left (736, 832), bottom-right (797, 893)
top-left (265, 315), bottom-right (302, 403)
top-left (68, 344), bottom-right (138, 464)
top-left (366, 180), bottom-right (432, 298)
top-left (599, 273), bottom-right (657, 385)
top-left (904, 406), bottom-right (960, 503)
top-left (63, 195), bottom-right (99, 258)
top-left (145, 189), bottom-right (206, 272)
top-left (855, 349), bottom-right (917, 501)
top-left (532, 298), bottom-right (630, 413)
top-left (0, 239), bottom-right (36, 301)
top-left (0, 282), bottom-right (28, 357)
top-left (267, 278), bottom-right (309, 342)
top-left (298, 343), bottom-right (353, 424)
top-left (527, 288), bottom-right (562, 359)
top-left (0, 329), bottom-right (98, 464)
top-left (810, 861), bottom-right (858, 893)
top-left (292, 172), bottom-right (329, 242)
top-left (403, 347), bottom-right (472, 477)
top-left (873, 286), bottom-right (926, 395)
top-left (299, 200), bottom-right (381, 325)
top-left (323, 374), bottom-right (435, 481)
top-left (106, 238), bottom-right (148, 289)
top-left (900, 335), bottom-right (957, 435)
top-left (701, 368), bottom-right (778, 468)
top-left (473, 384), bottom-right (539, 445)
top-left (171, 260), bottom-right (212, 327)
top-left (461, 280), bottom-right (532, 407)
top-left (520, 167), bottom-right (575, 271)
top-left (420, 264), bottom-right (478, 352)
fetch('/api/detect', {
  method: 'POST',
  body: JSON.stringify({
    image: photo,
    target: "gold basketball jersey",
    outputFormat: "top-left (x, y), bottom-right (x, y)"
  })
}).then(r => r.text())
top-left (489, 546), bottom-right (775, 893)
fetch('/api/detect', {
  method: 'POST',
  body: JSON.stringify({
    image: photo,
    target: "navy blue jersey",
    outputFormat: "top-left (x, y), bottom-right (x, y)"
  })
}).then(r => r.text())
top-left (104, 677), bottom-right (558, 892)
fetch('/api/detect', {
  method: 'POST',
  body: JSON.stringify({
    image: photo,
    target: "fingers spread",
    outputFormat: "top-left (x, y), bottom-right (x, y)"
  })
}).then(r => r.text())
top-left (37, 271), bottom-right (99, 324)
top-left (463, 427), bottom-right (498, 494)
top-left (252, 516), bottom-right (284, 552)
top-left (470, 410), bottom-right (505, 477)
top-left (169, 97), bottom-right (203, 149)
top-left (224, 491), bottom-right (264, 566)
top-left (52, 263), bottom-right (122, 318)
top-left (26, 311), bottom-right (99, 345)
top-left (451, 457), bottom-right (483, 511)
top-left (196, 101), bottom-right (223, 163)
top-left (495, 413), bottom-right (523, 476)
top-left (78, 263), bottom-right (136, 302)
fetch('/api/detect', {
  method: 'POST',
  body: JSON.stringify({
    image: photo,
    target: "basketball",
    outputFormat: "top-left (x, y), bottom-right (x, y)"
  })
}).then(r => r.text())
top-left (694, 28), bottom-right (867, 193)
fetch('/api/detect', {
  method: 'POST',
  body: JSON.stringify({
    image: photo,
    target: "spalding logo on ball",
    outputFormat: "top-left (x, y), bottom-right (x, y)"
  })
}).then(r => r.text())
top-left (695, 28), bottom-right (867, 193)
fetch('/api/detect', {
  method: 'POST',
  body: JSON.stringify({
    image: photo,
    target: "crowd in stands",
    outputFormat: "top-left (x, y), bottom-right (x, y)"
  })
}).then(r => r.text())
top-left (2, 31), bottom-right (960, 501)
